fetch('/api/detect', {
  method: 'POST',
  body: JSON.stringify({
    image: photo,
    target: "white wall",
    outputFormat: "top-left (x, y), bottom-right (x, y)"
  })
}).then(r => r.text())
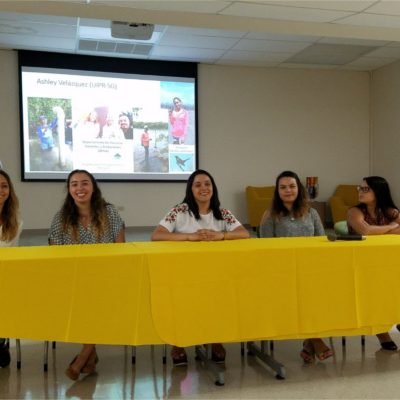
top-left (371, 60), bottom-right (400, 205)
top-left (0, 50), bottom-right (370, 229)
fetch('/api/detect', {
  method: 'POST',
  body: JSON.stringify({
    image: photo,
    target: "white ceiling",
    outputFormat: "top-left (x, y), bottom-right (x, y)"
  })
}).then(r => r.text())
top-left (2, 1), bottom-right (400, 70)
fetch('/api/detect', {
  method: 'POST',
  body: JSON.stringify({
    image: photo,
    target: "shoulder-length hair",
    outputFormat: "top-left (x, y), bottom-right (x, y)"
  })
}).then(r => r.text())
top-left (183, 169), bottom-right (223, 220)
top-left (0, 170), bottom-right (19, 242)
top-left (357, 176), bottom-right (398, 219)
top-left (60, 169), bottom-right (109, 241)
top-left (270, 170), bottom-right (309, 219)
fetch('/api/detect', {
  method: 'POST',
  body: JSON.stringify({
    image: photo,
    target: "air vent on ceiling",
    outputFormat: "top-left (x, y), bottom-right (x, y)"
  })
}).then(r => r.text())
top-left (78, 39), bottom-right (152, 56)
top-left (111, 21), bottom-right (154, 40)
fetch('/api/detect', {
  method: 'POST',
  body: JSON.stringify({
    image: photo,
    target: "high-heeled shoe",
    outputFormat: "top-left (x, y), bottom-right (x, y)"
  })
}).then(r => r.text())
top-left (380, 341), bottom-right (398, 351)
top-left (65, 355), bottom-right (80, 381)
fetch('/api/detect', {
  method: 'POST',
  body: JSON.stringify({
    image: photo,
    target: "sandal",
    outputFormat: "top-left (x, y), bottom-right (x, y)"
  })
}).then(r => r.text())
top-left (312, 339), bottom-right (333, 361)
top-left (82, 350), bottom-right (99, 374)
top-left (171, 346), bottom-right (188, 366)
top-left (211, 343), bottom-right (226, 363)
top-left (316, 348), bottom-right (333, 361)
top-left (65, 355), bottom-right (80, 381)
top-left (300, 340), bottom-right (315, 363)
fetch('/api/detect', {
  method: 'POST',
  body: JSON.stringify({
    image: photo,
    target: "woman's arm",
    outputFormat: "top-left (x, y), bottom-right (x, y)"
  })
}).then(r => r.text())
top-left (151, 225), bottom-right (201, 241)
top-left (259, 210), bottom-right (274, 238)
top-left (224, 225), bottom-right (250, 240)
top-left (347, 207), bottom-right (399, 235)
top-left (115, 225), bottom-right (126, 243)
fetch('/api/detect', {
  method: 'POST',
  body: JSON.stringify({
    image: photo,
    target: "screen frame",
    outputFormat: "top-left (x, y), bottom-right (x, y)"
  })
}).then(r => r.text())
top-left (18, 50), bottom-right (198, 182)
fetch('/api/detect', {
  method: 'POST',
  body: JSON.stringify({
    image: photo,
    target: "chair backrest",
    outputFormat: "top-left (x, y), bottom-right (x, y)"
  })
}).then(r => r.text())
top-left (333, 185), bottom-right (358, 206)
top-left (245, 186), bottom-right (275, 228)
top-left (329, 185), bottom-right (358, 224)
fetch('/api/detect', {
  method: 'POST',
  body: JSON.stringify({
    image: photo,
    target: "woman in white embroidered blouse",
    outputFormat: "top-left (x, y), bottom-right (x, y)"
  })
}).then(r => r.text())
top-left (152, 169), bottom-right (249, 366)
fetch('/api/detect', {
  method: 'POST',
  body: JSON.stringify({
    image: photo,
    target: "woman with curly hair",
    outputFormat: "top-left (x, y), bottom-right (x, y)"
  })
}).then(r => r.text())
top-left (151, 169), bottom-right (249, 366)
top-left (260, 170), bottom-right (333, 364)
top-left (49, 169), bottom-right (125, 380)
top-left (0, 170), bottom-right (23, 367)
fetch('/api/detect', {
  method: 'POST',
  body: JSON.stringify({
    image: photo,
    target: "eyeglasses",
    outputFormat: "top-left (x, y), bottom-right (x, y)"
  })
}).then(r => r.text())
top-left (357, 186), bottom-right (371, 193)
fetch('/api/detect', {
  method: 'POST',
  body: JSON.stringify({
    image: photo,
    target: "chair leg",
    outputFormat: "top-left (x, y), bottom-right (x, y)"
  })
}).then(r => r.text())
top-left (361, 335), bottom-right (365, 347)
top-left (270, 340), bottom-right (274, 352)
top-left (131, 346), bottom-right (136, 365)
top-left (16, 339), bottom-right (21, 369)
top-left (342, 336), bottom-right (346, 347)
top-left (240, 342), bottom-right (245, 356)
top-left (52, 341), bottom-right (56, 349)
top-left (163, 345), bottom-right (167, 364)
top-left (43, 341), bottom-right (49, 372)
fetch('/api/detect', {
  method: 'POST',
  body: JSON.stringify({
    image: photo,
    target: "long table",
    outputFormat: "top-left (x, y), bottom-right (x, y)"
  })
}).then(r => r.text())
top-left (1, 236), bottom-right (399, 380)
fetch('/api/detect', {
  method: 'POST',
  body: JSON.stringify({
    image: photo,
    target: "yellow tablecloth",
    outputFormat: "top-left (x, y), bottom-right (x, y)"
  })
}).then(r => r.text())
top-left (0, 236), bottom-right (399, 346)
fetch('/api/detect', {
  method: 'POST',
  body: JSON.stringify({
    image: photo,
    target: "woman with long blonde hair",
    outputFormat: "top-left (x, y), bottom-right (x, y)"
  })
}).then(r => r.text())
top-left (0, 169), bottom-right (23, 367)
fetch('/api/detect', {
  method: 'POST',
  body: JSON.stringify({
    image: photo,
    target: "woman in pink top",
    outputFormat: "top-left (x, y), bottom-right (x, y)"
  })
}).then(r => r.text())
top-left (169, 97), bottom-right (189, 145)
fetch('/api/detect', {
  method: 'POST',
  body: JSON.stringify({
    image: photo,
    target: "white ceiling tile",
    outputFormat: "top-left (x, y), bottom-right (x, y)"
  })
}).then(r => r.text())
top-left (279, 62), bottom-right (339, 69)
top-left (220, 49), bottom-right (294, 63)
top-left (335, 12), bottom-right (400, 28)
top-left (344, 56), bottom-right (397, 69)
top-left (159, 33), bottom-right (238, 49)
top-left (0, 34), bottom-right (75, 51)
top-left (245, 31), bottom-right (319, 42)
top-left (365, 0), bottom-right (400, 16)
top-left (318, 37), bottom-right (391, 46)
top-left (152, 45), bottom-right (225, 59)
top-left (93, 1), bottom-right (231, 13)
top-left (0, 21), bottom-right (76, 39)
top-left (0, 11), bottom-right (77, 25)
top-left (220, 2), bottom-right (354, 22)
top-left (233, 38), bottom-right (311, 52)
top-left (215, 59), bottom-right (279, 67)
top-left (261, 1), bottom-right (376, 12)
top-left (164, 26), bottom-right (246, 39)
top-left (365, 46), bottom-right (400, 58)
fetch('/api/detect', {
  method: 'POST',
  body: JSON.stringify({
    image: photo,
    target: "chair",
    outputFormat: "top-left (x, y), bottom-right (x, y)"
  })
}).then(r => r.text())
top-left (329, 185), bottom-right (358, 224)
top-left (245, 186), bottom-right (275, 229)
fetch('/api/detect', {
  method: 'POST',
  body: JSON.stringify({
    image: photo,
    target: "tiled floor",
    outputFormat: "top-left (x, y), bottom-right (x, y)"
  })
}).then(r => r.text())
top-left (3, 335), bottom-right (400, 399)
top-left (2, 227), bottom-right (400, 399)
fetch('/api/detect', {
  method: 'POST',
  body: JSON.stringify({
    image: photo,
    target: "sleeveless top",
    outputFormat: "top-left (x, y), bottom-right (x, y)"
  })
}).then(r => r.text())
top-left (348, 207), bottom-right (395, 234)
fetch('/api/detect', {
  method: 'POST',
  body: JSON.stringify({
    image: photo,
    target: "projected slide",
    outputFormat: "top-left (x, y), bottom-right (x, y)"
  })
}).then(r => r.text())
top-left (19, 52), bottom-right (197, 182)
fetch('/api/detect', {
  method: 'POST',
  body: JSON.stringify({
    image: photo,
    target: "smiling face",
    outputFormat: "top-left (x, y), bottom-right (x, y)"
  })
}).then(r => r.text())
top-left (68, 172), bottom-right (94, 206)
top-left (118, 115), bottom-right (130, 131)
top-left (278, 176), bottom-right (298, 207)
top-left (0, 174), bottom-right (10, 210)
top-left (191, 174), bottom-right (213, 205)
top-left (173, 98), bottom-right (182, 111)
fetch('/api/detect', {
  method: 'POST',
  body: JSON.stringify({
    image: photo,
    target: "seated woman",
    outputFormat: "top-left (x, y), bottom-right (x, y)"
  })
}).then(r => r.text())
top-left (0, 170), bottom-right (23, 367)
top-left (151, 169), bottom-right (250, 366)
top-left (260, 170), bottom-right (333, 363)
top-left (49, 169), bottom-right (125, 380)
top-left (347, 176), bottom-right (400, 351)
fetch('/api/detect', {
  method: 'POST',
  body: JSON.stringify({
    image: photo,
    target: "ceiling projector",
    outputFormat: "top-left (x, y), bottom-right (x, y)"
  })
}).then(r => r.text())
top-left (111, 21), bottom-right (154, 40)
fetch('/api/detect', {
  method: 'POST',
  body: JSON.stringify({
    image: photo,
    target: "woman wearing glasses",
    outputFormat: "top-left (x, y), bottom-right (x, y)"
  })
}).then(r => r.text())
top-left (260, 170), bottom-right (333, 363)
top-left (347, 176), bottom-right (400, 351)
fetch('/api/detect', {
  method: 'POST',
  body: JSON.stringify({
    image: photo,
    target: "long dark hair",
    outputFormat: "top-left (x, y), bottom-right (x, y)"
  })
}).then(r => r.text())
top-left (60, 169), bottom-right (109, 241)
top-left (183, 169), bottom-right (222, 220)
top-left (357, 176), bottom-right (398, 219)
top-left (270, 170), bottom-right (308, 219)
top-left (0, 170), bottom-right (19, 242)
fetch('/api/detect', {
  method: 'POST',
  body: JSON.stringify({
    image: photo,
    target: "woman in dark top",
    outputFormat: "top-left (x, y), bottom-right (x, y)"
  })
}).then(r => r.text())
top-left (347, 176), bottom-right (400, 351)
